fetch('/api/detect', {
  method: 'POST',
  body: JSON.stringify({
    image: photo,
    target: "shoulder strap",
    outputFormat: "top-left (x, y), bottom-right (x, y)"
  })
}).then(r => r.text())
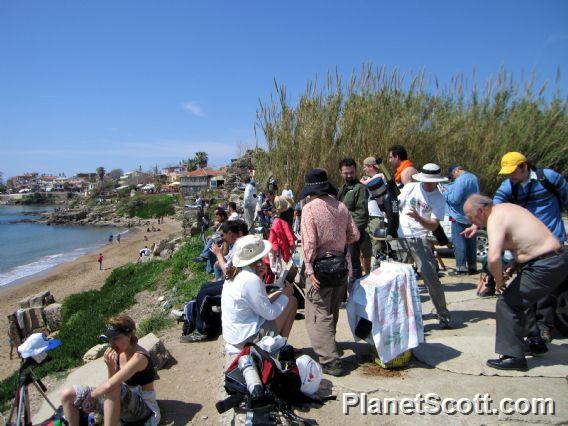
top-left (536, 168), bottom-right (562, 207)
top-left (510, 181), bottom-right (519, 204)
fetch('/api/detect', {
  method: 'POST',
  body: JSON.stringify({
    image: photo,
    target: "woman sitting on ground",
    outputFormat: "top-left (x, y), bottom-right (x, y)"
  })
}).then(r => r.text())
top-left (60, 315), bottom-right (160, 425)
top-left (221, 235), bottom-right (297, 355)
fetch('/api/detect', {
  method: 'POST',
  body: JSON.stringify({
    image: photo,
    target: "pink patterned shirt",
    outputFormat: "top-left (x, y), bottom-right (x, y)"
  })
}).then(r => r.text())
top-left (301, 195), bottom-right (360, 275)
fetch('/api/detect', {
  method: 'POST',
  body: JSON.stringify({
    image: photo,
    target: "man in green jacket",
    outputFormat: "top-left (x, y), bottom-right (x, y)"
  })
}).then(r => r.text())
top-left (337, 158), bottom-right (370, 279)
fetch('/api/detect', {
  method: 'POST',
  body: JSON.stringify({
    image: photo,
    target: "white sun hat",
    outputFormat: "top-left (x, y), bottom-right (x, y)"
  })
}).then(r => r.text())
top-left (18, 332), bottom-right (61, 363)
top-left (296, 355), bottom-right (322, 396)
top-left (412, 163), bottom-right (449, 183)
top-left (231, 235), bottom-right (272, 267)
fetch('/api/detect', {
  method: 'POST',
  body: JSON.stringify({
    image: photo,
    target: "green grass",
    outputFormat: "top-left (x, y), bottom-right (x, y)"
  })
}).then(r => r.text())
top-left (137, 312), bottom-right (174, 337)
top-left (117, 194), bottom-right (176, 219)
top-left (0, 237), bottom-right (210, 409)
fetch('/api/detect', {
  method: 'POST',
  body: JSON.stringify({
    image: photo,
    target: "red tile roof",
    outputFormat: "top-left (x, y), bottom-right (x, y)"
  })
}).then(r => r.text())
top-left (185, 169), bottom-right (225, 177)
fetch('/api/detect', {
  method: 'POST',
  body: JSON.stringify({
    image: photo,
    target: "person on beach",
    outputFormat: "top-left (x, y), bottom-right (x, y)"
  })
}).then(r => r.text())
top-left (463, 195), bottom-right (568, 371)
top-left (97, 253), bottom-right (103, 271)
top-left (117, 233), bottom-right (121, 244)
top-left (108, 234), bottom-right (113, 244)
top-left (60, 315), bottom-right (160, 425)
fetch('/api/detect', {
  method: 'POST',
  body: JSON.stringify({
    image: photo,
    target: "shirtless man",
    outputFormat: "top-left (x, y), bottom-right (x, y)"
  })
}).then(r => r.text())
top-left (464, 194), bottom-right (568, 371)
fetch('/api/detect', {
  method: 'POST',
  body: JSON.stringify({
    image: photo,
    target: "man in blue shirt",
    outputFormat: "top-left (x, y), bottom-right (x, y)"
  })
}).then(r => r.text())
top-left (444, 165), bottom-right (480, 275)
top-left (493, 152), bottom-right (568, 346)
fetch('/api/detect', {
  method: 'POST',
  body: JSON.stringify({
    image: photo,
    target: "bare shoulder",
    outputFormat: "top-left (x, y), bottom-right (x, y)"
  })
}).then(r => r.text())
top-left (402, 167), bottom-right (418, 183)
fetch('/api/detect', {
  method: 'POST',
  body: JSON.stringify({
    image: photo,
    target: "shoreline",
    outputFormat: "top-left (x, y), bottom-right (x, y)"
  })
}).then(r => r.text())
top-left (0, 217), bottom-right (183, 382)
top-left (0, 229), bottom-right (129, 288)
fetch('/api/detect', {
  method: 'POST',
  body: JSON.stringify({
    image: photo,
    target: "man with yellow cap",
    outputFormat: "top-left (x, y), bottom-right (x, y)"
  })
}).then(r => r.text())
top-left (492, 152), bottom-right (568, 348)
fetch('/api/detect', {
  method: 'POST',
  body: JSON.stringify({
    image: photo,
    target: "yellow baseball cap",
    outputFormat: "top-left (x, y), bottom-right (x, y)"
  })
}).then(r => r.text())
top-left (498, 152), bottom-right (527, 175)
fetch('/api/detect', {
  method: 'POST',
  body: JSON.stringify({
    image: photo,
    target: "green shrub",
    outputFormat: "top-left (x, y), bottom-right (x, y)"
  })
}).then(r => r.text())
top-left (117, 194), bottom-right (175, 219)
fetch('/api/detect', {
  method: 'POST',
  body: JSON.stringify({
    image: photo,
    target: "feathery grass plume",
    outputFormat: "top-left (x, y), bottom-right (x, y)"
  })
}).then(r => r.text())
top-left (255, 65), bottom-right (567, 195)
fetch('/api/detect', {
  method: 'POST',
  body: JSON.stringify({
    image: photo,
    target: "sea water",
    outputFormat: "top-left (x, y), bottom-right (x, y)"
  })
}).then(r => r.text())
top-left (0, 205), bottom-right (123, 287)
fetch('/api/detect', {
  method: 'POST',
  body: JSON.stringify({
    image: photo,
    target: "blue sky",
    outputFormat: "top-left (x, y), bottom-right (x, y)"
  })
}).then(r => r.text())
top-left (1, 0), bottom-right (567, 178)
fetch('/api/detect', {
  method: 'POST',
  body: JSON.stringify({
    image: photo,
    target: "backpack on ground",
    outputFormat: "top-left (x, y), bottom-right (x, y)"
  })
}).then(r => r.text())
top-left (217, 343), bottom-right (332, 425)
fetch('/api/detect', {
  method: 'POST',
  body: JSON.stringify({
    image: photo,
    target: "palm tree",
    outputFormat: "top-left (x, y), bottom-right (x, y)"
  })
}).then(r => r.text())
top-left (194, 152), bottom-right (208, 169)
top-left (96, 167), bottom-right (105, 182)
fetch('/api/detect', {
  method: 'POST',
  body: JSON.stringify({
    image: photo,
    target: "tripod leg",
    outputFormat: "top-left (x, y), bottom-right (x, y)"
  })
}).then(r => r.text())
top-left (31, 379), bottom-right (61, 414)
top-left (6, 385), bottom-right (20, 424)
top-left (16, 385), bottom-right (25, 426)
top-left (24, 386), bottom-right (32, 426)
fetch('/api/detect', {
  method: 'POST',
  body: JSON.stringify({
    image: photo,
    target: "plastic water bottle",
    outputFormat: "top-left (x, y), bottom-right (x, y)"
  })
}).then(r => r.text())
top-left (87, 412), bottom-right (96, 426)
top-left (238, 355), bottom-right (263, 399)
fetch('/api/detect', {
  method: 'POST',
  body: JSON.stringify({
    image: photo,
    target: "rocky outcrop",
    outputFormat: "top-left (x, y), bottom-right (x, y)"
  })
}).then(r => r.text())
top-left (43, 303), bottom-right (63, 331)
top-left (20, 291), bottom-right (55, 309)
top-left (81, 333), bottom-right (173, 369)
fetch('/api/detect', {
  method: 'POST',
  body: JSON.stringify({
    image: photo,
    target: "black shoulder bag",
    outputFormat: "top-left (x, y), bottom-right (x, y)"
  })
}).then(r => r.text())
top-left (313, 253), bottom-right (349, 288)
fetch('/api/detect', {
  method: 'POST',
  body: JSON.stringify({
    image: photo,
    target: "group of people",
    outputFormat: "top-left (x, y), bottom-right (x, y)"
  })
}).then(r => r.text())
top-left (70, 146), bottom-right (566, 425)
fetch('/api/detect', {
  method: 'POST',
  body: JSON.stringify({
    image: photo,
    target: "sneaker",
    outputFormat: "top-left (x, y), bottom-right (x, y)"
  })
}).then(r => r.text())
top-left (525, 337), bottom-right (548, 356)
top-left (478, 287), bottom-right (496, 298)
top-left (321, 360), bottom-right (345, 377)
top-left (179, 331), bottom-right (209, 343)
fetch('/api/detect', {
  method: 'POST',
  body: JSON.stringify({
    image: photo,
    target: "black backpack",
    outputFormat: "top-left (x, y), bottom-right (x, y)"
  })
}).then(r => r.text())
top-left (216, 343), bottom-right (332, 425)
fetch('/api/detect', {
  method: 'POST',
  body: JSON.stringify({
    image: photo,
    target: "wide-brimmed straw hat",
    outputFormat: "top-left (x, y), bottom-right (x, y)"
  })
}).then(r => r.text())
top-left (299, 168), bottom-right (338, 200)
top-left (412, 163), bottom-right (449, 183)
top-left (232, 235), bottom-right (272, 267)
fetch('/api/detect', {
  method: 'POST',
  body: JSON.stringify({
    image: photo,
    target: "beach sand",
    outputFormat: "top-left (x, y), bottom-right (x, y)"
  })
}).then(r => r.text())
top-left (0, 217), bottom-right (183, 381)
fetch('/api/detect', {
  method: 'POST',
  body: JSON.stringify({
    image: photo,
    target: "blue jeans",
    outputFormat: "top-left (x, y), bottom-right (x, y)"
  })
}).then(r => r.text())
top-left (451, 221), bottom-right (477, 271)
top-left (199, 240), bottom-right (217, 273)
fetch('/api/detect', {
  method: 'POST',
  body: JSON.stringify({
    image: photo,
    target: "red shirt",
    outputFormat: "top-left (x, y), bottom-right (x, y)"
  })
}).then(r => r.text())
top-left (97, 255), bottom-right (103, 263)
top-left (269, 217), bottom-right (296, 262)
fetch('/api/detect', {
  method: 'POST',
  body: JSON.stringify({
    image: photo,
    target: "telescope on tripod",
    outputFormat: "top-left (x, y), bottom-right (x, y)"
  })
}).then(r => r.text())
top-left (6, 333), bottom-right (67, 426)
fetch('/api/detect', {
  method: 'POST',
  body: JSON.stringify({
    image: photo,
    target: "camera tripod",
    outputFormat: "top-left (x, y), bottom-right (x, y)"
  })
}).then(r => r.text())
top-left (6, 357), bottom-right (67, 426)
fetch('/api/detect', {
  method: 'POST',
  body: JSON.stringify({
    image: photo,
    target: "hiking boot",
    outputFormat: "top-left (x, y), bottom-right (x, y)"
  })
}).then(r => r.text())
top-left (321, 360), bottom-right (345, 377)
top-left (478, 287), bottom-right (496, 298)
top-left (179, 331), bottom-right (209, 343)
top-left (486, 356), bottom-right (528, 371)
top-left (438, 320), bottom-right (453, 330)
top-left (468, 269), bottom-right (478, 275)
top-left (525, 337), bottom-right (548, 356)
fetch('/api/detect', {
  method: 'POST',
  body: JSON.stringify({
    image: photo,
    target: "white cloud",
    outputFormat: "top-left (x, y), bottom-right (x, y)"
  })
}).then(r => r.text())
top-left (182, 101), bottom-right (204, 117)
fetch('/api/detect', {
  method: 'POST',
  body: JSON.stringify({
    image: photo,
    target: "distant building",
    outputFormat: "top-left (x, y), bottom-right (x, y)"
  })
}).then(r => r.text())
top-left (179, 169), bottom-right (225, 196)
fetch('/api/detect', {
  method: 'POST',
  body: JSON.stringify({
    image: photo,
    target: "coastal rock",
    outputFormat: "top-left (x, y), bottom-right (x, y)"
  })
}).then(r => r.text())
top-left (138, 333), bottom-right (173, 370)
top-left (189, 221), bottom-right (200, 236)
top-left (159, 249), bottom-right (172, 259)
top-left (83, 343), bottom-right (109, 364)
top-left (153, 239), bottom-right (168, 256)
top-left (43, 303), bottom-right (63, 331)
top-left (20, 291), bottom-right (54, 309)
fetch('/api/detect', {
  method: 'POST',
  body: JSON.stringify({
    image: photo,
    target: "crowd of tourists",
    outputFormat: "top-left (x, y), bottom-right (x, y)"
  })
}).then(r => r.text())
top-left (62, 146), bottom-right (567, 425)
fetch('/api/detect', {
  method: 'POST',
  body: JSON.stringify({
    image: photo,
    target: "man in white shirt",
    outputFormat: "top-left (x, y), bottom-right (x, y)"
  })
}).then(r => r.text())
top-left (243, 176), bottom-right (257, 232)
top-left (398, 163), bottom-right (452, 328)
top-left (227, 202), bottom-right (240, 221)
top-left (281, 183), bottom-right (294, 200)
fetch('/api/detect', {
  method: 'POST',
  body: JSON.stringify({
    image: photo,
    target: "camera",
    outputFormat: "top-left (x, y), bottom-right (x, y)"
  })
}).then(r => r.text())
top-left (211, 234), bottom-right (223, 246)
